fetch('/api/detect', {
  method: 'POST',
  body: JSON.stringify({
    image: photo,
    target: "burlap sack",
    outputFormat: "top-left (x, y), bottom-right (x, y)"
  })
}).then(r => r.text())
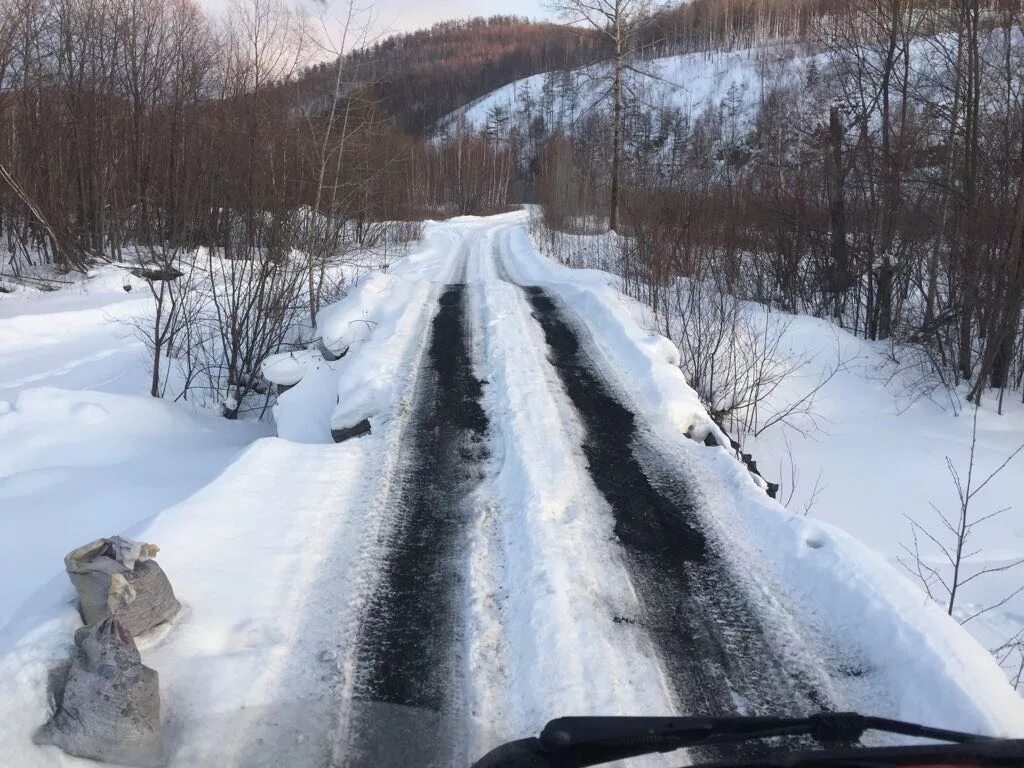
top-left (35, 618), bottom-right (163, 766)
top-left (65, 536), bottom-right (180, 635)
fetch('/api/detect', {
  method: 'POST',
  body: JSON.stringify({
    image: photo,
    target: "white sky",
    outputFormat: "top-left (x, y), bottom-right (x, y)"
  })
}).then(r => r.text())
top-left (351, 0), bottom-right (551, 37)
top-left (200, 0), bottom-right (554, 58)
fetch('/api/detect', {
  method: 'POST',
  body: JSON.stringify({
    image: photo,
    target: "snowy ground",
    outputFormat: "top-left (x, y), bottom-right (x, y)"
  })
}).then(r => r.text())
top-left (1, 213), bottom-right (1023, 768)
top-left (740, 311), bottom-right (1024, 685)
top-left (0, 270), bottom-right (268, 631)
top-left (0, 269), bottom-right (155, 402)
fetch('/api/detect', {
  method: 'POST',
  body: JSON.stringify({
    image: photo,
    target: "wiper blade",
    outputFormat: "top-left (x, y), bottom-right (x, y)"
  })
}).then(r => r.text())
top-left (693, 739), bottom-right (1024, 768)
top-left (538, 712), bottom-right (991, 766)
top-left (471, 712), bottom-right (1000, 768)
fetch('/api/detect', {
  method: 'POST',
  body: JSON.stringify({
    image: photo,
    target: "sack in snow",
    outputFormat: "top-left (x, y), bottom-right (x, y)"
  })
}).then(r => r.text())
top-left (65, 536), bottom-right (180, 636)
top-left (35, 617), bottom-right (164, 767)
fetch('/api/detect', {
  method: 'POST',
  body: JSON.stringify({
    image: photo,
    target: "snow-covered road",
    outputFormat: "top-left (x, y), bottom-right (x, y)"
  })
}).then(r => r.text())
top-left (322, 213), bottom-right (1024, 762)
top-left (2, 212), bottom-right (1023, 768)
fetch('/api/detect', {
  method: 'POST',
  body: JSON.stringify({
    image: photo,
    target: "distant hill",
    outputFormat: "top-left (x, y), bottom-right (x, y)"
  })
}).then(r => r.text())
top-left (295, 16), bottom-right (607, 136)
top-left (290, 0), bottom-right (831, 137)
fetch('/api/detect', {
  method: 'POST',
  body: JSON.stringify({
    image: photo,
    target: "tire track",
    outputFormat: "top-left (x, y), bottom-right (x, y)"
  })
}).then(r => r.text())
top-left (344, 283), bottom-right (488, 767)
top-left (522, 285), bottom-right (826, 760)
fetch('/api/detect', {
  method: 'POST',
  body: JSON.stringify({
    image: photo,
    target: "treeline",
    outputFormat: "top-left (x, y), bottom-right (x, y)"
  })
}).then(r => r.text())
top-left (638, 0), bottom-right (822, 56)
top-left (0, 0), bottom-right (530, 276)
top-left (531, 0), bottom-right (1024, 410)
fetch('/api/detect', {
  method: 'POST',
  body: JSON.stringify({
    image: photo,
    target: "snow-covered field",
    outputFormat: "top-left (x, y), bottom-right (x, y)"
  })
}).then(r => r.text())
top-left (1, 212), bottom-right (1023, 767)
top-left (0, 270), bottom-right (155, 402)
top-left (742, 310), bottom-right (1024, 684)
top-left (0, 271), bottom-right (268, 631)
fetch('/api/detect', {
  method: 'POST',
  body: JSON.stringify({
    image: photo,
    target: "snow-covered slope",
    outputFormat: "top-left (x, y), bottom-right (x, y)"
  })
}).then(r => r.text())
top-left (742, 310), bottom-right (1024, 687)
top-left (440, 31), bottom-right (1022, 140)
top-left (439, 45), bottom-right (814, 135)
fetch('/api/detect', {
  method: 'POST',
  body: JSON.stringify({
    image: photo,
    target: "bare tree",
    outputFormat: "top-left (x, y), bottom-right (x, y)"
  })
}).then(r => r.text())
top-left (992, 630), bottom-right (1024, 690)
top-left (900, 407), bottom-right (1024, 619)
top-left (123, 244), bottom-right (208, 399)
top-left (301, 0), bottom-right (368, 326)
top-left (203, 213), bottom-right (308, 418)
top-left (545, 0), bottom-right (652, 231)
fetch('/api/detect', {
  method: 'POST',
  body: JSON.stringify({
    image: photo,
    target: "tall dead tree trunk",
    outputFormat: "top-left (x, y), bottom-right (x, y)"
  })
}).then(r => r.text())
top-left (546, 0), bottom-right (650, 233)
top-left (828, 104), bottom-right (849, 320)
top-left (610, 13), bottom-right (623, 231)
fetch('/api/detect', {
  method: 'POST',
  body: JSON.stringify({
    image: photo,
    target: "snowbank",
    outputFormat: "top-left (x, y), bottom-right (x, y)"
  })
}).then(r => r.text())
top-left (685, 439), bottom-right (1024, 735)
top-left (740, 309), bottom-right (1024, 690)
top-left (272, 220), bottom-right (464, 442)
top-left (329, 276), bottom-right (433, 435)
top-left (316, 272), bottom-right (398, 357)
top-left (316, 270), bottom-right (434, 437)
top-left (0, 388), bottom-right (265, 631)
top-left (0, 435), bottom-right (381, 767)
top-left (261, 350), bottom-right (322, 387)
top-left (268, 274), bottom-right (433, 443)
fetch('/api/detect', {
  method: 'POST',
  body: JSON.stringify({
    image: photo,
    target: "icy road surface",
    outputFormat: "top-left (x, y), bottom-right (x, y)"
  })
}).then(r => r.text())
top-left (1, 212), bottom-right (1023, 768)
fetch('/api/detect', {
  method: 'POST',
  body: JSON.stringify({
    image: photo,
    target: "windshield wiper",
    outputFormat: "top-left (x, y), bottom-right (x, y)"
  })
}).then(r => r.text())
top-left (697, 739), bottom-right (1024, 767)
top-left (471, 712), bottom-right (1016, 768)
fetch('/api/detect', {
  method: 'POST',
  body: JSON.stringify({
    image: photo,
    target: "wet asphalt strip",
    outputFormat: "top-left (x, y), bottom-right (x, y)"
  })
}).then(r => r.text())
top-left (346, 283), bottom-right (488, 768)
top-left (522, 285), bottom-right (827, 761)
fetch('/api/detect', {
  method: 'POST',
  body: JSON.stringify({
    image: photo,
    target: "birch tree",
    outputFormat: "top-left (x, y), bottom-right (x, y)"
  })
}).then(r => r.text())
top-left (545, 0), bottom-right (652, 231)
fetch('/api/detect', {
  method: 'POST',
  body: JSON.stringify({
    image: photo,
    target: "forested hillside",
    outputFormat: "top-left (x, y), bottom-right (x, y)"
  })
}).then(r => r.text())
top-left (341, 16), bottom-right (605, 134)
